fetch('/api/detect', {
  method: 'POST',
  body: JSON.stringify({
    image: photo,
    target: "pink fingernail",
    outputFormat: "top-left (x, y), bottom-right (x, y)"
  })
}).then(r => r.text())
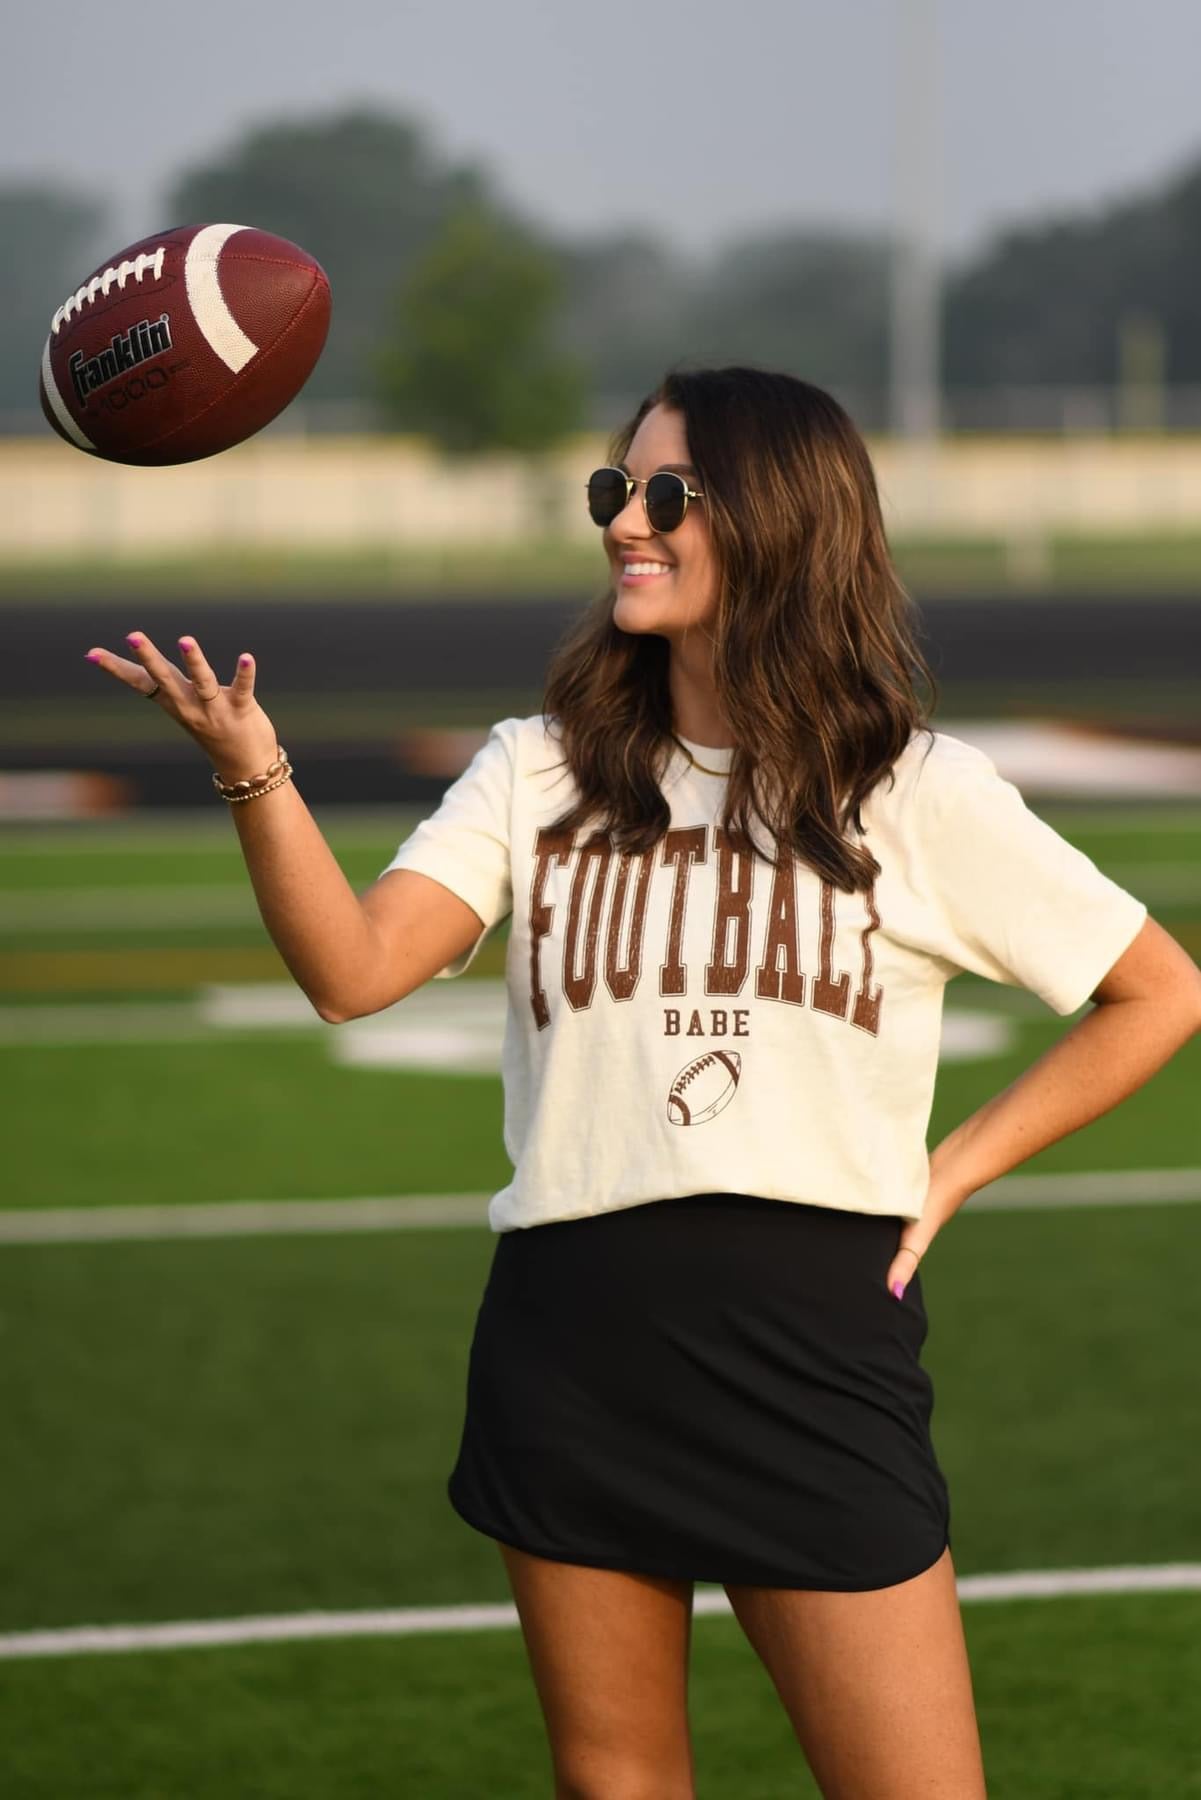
top-left (179, 638), bottom-right (193, 651)
top-left (85, 651), bottom-right (101, 662)
top-left (126, 633), bottom-right (142, 646)
top-left (892, 1283), bottom-right (905, 1300)
top-left (239, 655), bottom-right (252, 667)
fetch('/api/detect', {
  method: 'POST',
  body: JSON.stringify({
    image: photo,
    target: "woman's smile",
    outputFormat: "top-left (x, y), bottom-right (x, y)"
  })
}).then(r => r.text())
top-left (619, 557), bottom-right (675, 584)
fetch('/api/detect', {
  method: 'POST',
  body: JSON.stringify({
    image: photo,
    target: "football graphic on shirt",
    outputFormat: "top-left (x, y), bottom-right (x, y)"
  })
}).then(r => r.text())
top-left (666, 1051), bottom-right (742, 1126)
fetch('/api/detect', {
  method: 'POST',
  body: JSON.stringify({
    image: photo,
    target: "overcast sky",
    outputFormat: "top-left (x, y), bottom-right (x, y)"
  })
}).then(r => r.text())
top-left (5, 0), bottom-right (1200, 268)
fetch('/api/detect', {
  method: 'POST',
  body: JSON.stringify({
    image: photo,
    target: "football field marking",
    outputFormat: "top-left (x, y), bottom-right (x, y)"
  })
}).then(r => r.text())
top-left (1, 1168), bottom-right (1200, 1244)
top-left (2, 1562), bottom-right (1199, 1660)
top-left (0, 801), bottom-right (1195, 859)
top-left (0, 860), bottom-right (1194, 929)
top-left (0, 984), bottom-right (1019, 1067)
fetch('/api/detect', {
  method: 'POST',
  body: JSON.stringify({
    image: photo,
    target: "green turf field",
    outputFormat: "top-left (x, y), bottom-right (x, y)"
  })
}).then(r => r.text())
top-left (5, 527), bottom-right (1201, 599)
top-left (2, 803), bottom-right (1199, 1797)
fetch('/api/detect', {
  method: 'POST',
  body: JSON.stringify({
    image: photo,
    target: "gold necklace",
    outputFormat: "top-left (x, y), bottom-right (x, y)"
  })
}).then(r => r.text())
top-left (672, 734), bottom-right (730, 777)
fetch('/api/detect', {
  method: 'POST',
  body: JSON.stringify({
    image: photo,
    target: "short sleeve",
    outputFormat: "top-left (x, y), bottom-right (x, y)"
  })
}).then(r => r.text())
top-left (909, 734), bottom-right (1147, 1015)
top-left (378, 719), bottom-right (516, 979)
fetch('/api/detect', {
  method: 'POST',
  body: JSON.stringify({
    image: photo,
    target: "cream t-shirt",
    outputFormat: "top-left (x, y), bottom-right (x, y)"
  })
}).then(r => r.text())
top-left (378, 718), bottom-right (1147, 1232)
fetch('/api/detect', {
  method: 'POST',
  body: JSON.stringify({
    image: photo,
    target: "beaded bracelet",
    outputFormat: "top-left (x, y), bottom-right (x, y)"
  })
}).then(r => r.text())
top-left (211, 749), bottom-right (293, 803)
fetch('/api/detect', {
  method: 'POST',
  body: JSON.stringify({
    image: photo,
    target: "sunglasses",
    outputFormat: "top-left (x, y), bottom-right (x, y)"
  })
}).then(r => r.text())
top-left (586, 466), bottom-right (706, 535)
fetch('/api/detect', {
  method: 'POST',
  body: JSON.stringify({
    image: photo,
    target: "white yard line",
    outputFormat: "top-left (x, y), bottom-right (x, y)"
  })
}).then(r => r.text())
top-left (962, 1167), bottom-right (1201, 1208)
top-left (0, 886), bottom-right (264, 928)
top-left (0, 858), bottom-right (1193, 930)
top-left (0, 810), bottom-right (417, 855)
top-left (2, 1563), bottom-right (1199, 1660)
top-left (0, 1195), bottom-right (491, 1242)
top-left (0, 805), bottom-right (1195, 861)
top-left (2, 1169), bottom-right (1200, 1245)
top-left (0, 989), bottom-right (1020, 1064)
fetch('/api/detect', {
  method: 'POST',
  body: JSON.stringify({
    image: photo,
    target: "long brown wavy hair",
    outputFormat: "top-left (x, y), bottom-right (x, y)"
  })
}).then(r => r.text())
top-left (540, 365), bottom-right (938, 892)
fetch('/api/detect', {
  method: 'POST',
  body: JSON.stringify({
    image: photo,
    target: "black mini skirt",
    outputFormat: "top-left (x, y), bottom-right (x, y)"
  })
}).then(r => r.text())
top-left (448, 1193), bottom-right (952, 1591)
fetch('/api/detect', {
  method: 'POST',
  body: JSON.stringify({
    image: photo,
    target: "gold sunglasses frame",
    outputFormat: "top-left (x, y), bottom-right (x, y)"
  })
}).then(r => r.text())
top-left (585, 466), bottom-right (706, 533)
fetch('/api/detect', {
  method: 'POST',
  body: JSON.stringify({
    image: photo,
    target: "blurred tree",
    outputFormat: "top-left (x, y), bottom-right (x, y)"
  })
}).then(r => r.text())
top-left (551, 227), bottom-right (892, 432)
top-left (147, 102), bottom-right (1201, 431)
top-left (168, 107), bottom-right (495, 412)
top-left (943, 147), bottom-right (1201, 389)
top-left (376, 200), bottom-right (587, 455)
top-left (0, 184), bottom-right (110, 421)
top-left (944, 215), bottom-right (1125, 386)
top-left (553, 229), bottom-right (694, 427)
top-left (679, 228), bottom-right (892, 425)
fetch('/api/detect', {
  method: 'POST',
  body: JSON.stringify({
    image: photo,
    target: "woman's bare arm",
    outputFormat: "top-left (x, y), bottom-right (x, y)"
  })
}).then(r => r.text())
top-left (921, 916), bottom-right (1201, 1233)
top-left (84, 627), bottom-right (485, 1022)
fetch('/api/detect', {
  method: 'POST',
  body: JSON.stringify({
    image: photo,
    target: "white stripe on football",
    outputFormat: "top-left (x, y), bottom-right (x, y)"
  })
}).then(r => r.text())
top-left (184, 224), bottom-right (259, 372)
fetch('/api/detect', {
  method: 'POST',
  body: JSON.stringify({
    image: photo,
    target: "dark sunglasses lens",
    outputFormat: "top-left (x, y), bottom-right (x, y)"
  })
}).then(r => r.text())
top-left (645, 472), bottom-right (688, 533)
top-left (586, 468), bottom-right (628, 526)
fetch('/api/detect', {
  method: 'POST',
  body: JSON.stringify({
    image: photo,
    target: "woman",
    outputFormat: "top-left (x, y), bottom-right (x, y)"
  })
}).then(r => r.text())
top-left (87, 365), bottom-right (1201, 1799)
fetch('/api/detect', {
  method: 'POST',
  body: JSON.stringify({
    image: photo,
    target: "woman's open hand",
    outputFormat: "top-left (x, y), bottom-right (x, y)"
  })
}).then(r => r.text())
top-left (85, 630), bottom-right (281, 783)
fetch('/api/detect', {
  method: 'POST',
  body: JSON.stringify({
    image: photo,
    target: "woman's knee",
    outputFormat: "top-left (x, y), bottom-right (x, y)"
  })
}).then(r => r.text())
top-left (723, 1544), bottom-right (986, 1799)
top-left (498, 1542), bottom-right (697, 1796)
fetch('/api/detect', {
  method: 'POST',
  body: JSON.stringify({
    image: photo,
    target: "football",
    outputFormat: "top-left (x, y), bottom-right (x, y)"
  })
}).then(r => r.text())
top-left (39, 222), bottom-right (331, 465)
top-left (666, 1050), bottom-right (742, 1127)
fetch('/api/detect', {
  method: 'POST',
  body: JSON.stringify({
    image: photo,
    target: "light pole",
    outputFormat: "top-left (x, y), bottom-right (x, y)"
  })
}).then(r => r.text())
top-left (889, 0), bottom-right (942, 442)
